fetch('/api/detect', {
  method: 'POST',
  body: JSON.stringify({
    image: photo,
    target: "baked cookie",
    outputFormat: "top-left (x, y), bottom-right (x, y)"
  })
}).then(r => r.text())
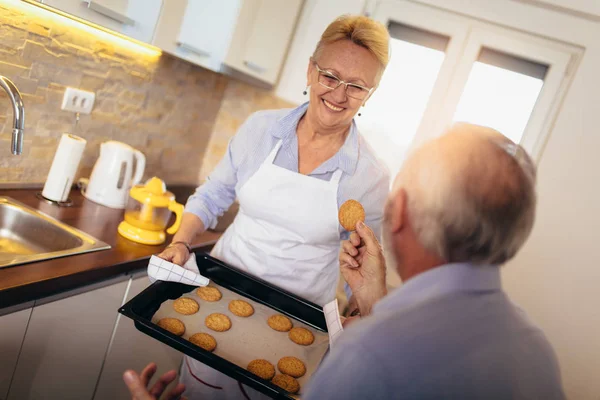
top-left (271, 374), bottom-right (300, 394)
top-left (189, 333), bottom-right (217, 352)
top-left (157, 318), bottom-right (185, 336)
top-left (196, 286), bottom-right (222, 302)
top-left (288, 327), bottom-right (314, 346)
top-left (173, 297), bottom-right (199, 315)
top-left (338, 199), bottom-right (365, 231)
top-left (205, 313), bottom-right (232, 332)
top-left (229, 300), bottom-right (254, 317)
top-left (267, 314), bottom-right (293, 332)
top-left (247, 359), bottom-right (276, 380)
top-left (277, 356), bottom-right (306, 378)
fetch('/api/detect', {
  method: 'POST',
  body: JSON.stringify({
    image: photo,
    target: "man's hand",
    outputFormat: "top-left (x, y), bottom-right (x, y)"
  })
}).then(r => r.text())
top-left (339, 221), bottom-right (387, 316)
top-left (123, 363), bottom-right (185, 400)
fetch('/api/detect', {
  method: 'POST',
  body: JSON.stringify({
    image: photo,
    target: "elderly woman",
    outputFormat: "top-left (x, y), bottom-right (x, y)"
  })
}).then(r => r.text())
top-left (157, 14), bottom-right (391, 399)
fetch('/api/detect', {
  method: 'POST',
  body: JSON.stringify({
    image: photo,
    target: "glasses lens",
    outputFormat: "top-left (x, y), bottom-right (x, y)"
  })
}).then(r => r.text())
top-left (346, 85), bottom-right (369, 100)
top-left (318, 72), bottom-right (340, 89)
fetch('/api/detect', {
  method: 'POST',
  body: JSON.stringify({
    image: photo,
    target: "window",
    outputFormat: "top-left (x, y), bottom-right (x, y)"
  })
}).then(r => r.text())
top-left (356, 22), bottom-right (449, 177)
top-left (453, 48), bottom-right (548, 144)
top-left (362, 0), bottom-right (577, 166)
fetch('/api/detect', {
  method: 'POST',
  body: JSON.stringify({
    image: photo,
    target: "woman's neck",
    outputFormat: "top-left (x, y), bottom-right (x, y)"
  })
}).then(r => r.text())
top-left (297, 113), bottom-right (350, 147)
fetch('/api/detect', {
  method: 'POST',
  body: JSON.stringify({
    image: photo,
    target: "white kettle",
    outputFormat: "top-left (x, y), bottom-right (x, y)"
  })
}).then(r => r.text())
top-left (82, 140), bottom-right (146, 209)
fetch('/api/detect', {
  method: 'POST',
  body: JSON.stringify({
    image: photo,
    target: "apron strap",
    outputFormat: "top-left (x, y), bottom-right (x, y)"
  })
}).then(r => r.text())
top-left (265, 140), bottom-right (283, 164)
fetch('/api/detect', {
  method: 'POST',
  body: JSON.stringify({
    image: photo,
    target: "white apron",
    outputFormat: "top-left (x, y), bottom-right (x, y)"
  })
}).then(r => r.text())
top-left (182, 140), bottom-right (343, 399)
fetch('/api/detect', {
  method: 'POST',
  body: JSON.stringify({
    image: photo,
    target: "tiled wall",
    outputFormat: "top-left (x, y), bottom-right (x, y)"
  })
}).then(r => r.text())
top-left (0, 2), bottom-right (294, 186)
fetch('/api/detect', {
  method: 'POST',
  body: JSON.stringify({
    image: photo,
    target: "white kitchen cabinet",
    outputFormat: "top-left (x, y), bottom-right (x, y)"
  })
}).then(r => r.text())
top-left (153, 0), bottom-right (242, 73)
top-left (33, 0), bottom-right (163, 44)
top-left (0, 307), bottom-right (32, 400)
top-left (153, 0), bottom-right (303, 85)
top-left (7, 278), bottom-right (129, 400)
top-left (93, 274), bottom-right (183, 400)
top-left (224, 0), bottom-right (304, 85)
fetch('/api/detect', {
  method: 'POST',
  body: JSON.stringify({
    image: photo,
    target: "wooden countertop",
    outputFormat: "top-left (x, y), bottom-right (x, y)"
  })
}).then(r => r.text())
top-left (0, 188), bottom-right (222, 309)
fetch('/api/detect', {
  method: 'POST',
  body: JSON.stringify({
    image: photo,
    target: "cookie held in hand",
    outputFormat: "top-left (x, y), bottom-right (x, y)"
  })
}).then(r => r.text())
top-left (338, 199), bottom-right (365, 231)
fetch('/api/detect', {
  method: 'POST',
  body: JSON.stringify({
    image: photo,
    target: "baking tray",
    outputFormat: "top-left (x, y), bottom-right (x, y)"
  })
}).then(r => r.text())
top-left (118, 252), bottom-right (330, 399)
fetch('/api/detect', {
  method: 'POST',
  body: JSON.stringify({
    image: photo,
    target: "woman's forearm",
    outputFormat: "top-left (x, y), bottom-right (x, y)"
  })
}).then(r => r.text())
top-left (172, 213), bottom-right (206, 244)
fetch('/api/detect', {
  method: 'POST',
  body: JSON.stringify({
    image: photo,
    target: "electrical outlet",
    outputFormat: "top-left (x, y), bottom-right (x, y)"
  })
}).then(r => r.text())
top-left (61, 87), bottom-right (95, 114)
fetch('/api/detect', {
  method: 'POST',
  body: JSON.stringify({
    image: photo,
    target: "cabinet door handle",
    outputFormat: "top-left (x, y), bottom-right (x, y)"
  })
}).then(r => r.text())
top-left (177, 42), bottom-right (211, 57)
top-left (244, 61), bottom-right (267, 74)
top-left (82, 1), bottom-right (135, 26)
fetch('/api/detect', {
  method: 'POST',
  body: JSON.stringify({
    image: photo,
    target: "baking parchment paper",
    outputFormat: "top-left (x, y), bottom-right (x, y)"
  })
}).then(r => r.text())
top-left (151, 282), bottom-right (330, 396)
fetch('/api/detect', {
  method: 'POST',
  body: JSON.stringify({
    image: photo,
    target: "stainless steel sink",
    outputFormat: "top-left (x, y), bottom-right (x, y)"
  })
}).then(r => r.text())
top-left (0, 196), bottom-right (111, 268)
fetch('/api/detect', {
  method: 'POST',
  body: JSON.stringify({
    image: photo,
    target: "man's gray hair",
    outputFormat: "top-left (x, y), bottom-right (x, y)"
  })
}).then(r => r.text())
top-left (401, 123), bottom-right (537, 265)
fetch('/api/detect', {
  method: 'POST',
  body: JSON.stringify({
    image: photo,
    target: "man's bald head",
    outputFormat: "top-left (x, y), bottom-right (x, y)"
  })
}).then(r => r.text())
top-left (390, 123), bottom-right (537, 266)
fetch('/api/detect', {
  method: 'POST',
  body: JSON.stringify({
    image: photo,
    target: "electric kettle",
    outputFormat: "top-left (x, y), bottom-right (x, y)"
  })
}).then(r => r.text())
top-left (117, 177), bottom-right (184, 245)
top-left (82, 140), bottom-right (146, 209)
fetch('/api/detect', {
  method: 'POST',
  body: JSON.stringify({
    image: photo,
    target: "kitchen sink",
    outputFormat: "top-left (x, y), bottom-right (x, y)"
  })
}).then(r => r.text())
top-left (0, 196), bottom-right (111, 269)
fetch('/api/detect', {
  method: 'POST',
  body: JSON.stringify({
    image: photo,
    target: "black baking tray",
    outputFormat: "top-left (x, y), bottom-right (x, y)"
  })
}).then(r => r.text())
top-left (118, 251), bottom-right (329, 399)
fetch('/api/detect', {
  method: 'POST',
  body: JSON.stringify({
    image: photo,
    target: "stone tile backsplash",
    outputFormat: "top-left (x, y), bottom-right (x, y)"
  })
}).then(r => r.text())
top-left (0, 2), bottom-right (294, 186)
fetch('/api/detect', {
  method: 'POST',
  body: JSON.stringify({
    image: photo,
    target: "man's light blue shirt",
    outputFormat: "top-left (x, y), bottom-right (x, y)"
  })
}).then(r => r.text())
top-left (184, 102), bottom-right (390, 241)
top-left (304, 263), bottom-right (565, 399)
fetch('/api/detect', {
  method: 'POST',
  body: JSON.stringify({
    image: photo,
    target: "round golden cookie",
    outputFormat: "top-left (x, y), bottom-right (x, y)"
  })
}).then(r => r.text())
top-left (189, 333), bottom-right (217, 352)
top-left (271, 374), bottom-right (300, 394)
top-left (229, 300), bottom-right (254, 317)
top-left (205, 313), bottom-right (232, 332)
top-left (277, 356), bottom-right (306, 378)
top-left (288, 327), bottom-right (314, 346)
top-left (247, 359), bottom-right (275, 380)
top-left (267, 314), bottom-right (293, 332)
top-left (157, 318), bottom-right (185, 336)
top-left (338, 199), bottom-right (365, 231)
top-left (173, 297), bottom-right (199, 315)
top-left (196, 286), bottom-right (222, 302)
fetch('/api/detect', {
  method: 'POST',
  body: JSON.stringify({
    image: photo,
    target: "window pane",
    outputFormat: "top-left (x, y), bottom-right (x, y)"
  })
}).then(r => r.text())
top-left (357, 23), bottom-right (448, 178)
top-left (453, 48), bottom-right (547, 144)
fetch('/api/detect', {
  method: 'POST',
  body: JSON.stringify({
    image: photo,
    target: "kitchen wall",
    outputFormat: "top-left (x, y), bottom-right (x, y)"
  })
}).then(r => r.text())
top-left (0, 2), bottom-right (292, 187)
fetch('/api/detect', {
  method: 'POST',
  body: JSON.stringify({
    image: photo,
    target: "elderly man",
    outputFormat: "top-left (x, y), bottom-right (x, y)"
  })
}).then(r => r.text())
top-left (123, 124), bottom-right (565, 399)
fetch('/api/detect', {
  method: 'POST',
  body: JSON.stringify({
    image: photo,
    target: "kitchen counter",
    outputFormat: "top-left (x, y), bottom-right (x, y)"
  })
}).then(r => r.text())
top-left (0, 187), bottom-right (223, 310)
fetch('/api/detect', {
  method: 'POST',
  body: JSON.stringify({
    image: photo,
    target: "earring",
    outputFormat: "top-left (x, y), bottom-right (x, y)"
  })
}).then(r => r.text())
top-left (303, 85), bottom-right (309, 95)
top-left (303, 90), bottom-right (307, 95)
top-left (358, 112), bottom-right (362, 117)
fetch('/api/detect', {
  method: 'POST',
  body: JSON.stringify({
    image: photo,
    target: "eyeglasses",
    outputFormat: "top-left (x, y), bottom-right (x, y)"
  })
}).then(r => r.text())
top-left (313, 63), bottom-right (373, 100)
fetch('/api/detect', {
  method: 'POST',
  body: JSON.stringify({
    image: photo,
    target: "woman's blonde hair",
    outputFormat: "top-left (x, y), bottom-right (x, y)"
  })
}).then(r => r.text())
top-left (312, 15), bottom-right (390, 81)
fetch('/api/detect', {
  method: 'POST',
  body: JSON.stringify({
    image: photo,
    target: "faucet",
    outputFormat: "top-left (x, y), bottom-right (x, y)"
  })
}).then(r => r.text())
top-left (0, 76), bottom-right (25, 155)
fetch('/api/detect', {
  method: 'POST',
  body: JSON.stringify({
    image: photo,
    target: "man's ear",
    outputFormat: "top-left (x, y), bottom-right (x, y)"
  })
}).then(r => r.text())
top-left (386, 189), bottom-right (407, 234)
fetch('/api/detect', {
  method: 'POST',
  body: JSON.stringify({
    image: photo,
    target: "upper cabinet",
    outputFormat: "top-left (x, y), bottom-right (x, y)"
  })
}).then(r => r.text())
top-left (153, 0), bottom-right (243, 73)
top-left (36, 0), bottom-right (163, 43)
top-left (153, 0), bottom-right (304, 85)
top-left (224, 0), bottom-right (304, 84)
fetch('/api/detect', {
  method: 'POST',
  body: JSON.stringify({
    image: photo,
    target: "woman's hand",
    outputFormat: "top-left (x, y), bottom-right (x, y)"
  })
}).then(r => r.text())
top-left (157, 242), bottom-right (190, 266)
top-left (123, 363), bottom-right (185, 400)
top-left (339, 221), bottom-right (387, 316)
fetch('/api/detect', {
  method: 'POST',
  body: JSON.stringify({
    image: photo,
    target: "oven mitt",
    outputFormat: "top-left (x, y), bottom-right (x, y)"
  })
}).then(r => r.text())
top-left (148, 253), bottom-right (210, 286)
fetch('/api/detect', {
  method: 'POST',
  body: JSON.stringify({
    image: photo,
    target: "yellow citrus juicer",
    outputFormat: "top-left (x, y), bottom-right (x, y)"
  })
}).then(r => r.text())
top-left (118, 177), bottom-right (184, 245)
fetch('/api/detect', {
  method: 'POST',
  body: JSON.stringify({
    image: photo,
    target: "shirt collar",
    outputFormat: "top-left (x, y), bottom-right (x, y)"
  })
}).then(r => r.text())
top-left (374, 263), bottom-right (502, 314)
top-left (272, 102), bottom-right (359, 175)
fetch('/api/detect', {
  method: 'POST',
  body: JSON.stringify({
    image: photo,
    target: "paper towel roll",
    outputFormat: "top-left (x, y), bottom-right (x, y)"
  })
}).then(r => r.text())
top-left (42, 133), bottom-right (87, 202)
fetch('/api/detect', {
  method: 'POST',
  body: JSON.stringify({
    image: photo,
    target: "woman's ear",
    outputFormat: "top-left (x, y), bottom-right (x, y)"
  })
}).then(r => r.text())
top-left (306, 59), bottom-right (314, 86)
